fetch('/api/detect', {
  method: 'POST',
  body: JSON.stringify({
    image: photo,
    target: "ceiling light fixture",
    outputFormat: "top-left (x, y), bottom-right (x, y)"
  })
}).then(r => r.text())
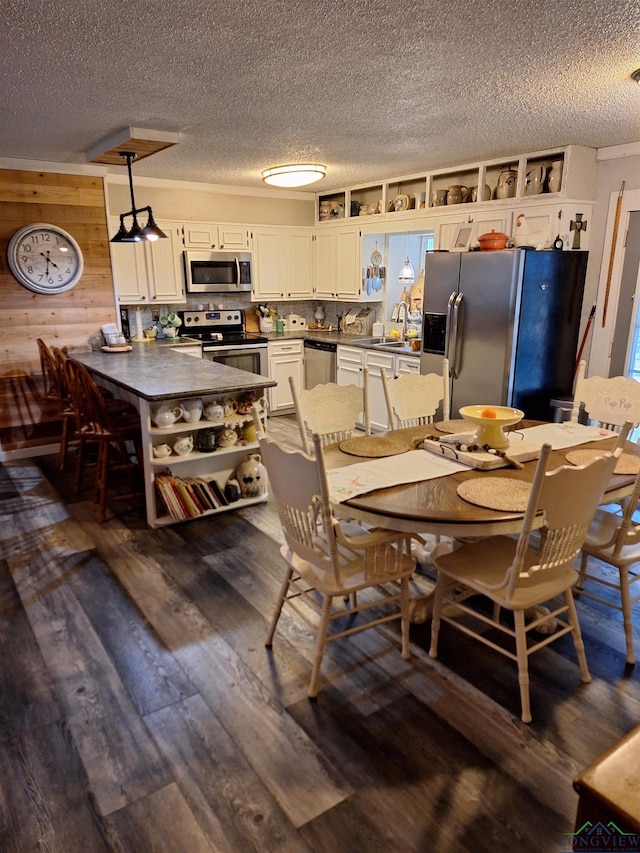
top-left (262, 163), bottom-right (327, 188)
top-left (632, 69), bottom-right (640, 85)
top-left (110, 151), bottom-right (167, 243)
top-left (398, 257), bottom-right (415, 283)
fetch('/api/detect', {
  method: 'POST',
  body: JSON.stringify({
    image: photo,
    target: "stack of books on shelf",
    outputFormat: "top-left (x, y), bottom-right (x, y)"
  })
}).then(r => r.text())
top-left (155, 474), bottom-right (229, 521)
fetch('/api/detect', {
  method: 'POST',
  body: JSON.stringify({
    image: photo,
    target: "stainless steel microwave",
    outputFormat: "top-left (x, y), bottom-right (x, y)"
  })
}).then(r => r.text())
top-left (183, 251), bottom-right (252, 293)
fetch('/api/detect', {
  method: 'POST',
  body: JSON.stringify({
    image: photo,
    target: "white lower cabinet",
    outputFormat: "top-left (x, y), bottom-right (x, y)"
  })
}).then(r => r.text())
top-left (336, 345), bottom-right (364, 386)
top-left (142, 391), bottom-right (268, 527)
top-left (396, 354), bottom-right (420, 375)
top-left (364, 349), bottom-right (395, 431)
top-left (268, 339), bottom-right (304, 413)
top-left (337, 346), bottom-right (421, 430)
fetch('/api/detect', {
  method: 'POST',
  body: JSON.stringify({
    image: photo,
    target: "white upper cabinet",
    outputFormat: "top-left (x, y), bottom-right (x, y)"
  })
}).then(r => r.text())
top-left (315, 226), bottom-right (368, 302)
top-left (110, 219), bottom-right (185, 305)
top-left (182, 222), bottom-right (251, 250)
top-left (253, 226), bottom-right (314, 301)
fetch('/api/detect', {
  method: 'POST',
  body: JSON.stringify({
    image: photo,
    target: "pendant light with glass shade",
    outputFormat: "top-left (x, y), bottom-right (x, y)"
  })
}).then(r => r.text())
top-left (398, 256), bottom-right (415, 283)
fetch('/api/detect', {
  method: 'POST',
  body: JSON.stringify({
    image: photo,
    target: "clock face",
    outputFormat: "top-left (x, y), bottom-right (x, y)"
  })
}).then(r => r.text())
top-left (7, 223), bottom-right (84, 294)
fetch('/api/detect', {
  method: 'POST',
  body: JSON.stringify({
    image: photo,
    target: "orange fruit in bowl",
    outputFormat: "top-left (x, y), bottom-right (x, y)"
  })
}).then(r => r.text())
top-left (480, 407), bottom-right (497, 419)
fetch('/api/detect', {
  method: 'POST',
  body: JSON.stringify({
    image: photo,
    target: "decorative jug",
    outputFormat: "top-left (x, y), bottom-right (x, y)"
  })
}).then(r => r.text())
top-left (182, 397), bottom-right (203, 423)
top-left (173, 434), bottom-right (194, 456)
top-left (548, 160), bottom-right (563, 193)
top-left (496, 168), bottom-right (518, 200)
top-left (152, 404), bottom-right (183, 428)
top-left (236, 453), bottom-right (267, 498)
top-left (432, 188), bottom-right (448, 206)
top-left (524, 164), bottom-right (546, 196)
top-left (446, 185), bottom-right (468, 205)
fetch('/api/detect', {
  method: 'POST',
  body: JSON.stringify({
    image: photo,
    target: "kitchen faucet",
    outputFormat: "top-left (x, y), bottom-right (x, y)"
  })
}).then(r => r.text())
top-left (397, 300), bottom-right (409, 341)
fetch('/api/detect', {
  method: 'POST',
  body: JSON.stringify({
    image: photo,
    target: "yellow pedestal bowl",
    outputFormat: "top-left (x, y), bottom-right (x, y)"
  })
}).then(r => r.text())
top-left (459, 405), bottom-right (525, 449)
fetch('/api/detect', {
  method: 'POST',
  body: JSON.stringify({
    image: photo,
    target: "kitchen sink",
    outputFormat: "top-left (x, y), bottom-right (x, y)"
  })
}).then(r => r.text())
top-left (374, 340), bottom-right (420, 353)
top-left (355, 336), bottom-right (385, 345)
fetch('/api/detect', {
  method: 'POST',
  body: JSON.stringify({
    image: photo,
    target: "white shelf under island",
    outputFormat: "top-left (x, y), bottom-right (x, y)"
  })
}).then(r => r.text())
top-left (74, 343), bottom-right (276, 528)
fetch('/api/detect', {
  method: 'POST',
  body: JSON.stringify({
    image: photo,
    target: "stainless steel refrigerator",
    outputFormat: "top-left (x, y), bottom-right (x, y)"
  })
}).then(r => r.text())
top-left (420, 249), bottom-right (587, 420)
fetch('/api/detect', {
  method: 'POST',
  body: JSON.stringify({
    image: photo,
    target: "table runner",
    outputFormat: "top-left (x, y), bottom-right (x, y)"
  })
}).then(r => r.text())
top-left (326, 449), bottom-right (469, 503)
top-left (516, 423), bottom-right (615, 449)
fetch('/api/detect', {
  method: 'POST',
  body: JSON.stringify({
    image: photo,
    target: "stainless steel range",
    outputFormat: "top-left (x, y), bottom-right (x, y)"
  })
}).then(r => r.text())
top-left (179, 309), bottom-right (269, 376)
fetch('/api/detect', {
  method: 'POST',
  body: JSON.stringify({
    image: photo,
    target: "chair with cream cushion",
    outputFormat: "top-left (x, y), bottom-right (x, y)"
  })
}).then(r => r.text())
top-left (381, 358), bottom-right (450, 430)
top-left (578, 464), bottom-right (640, 664)
top-left (289, 372), bottom-right (370, 455)
top-left (571, 360), bottom-right (640, 431)
top-left (429, 431), bottom-right (627, 723)
top-left (258, 429), bottom-right (416, 698)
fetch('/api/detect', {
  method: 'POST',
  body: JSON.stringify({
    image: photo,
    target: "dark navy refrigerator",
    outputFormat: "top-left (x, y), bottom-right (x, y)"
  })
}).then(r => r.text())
top-left (420, 249), bottom-right (587, 421)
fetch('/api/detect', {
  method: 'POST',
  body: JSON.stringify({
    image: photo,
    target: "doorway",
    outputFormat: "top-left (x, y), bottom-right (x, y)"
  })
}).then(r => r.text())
top-left (610, 210), bottom-right (640, 379)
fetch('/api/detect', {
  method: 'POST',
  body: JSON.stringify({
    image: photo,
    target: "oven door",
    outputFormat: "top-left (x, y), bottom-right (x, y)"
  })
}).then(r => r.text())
top-left (203, 343), bottom-right (268, 376)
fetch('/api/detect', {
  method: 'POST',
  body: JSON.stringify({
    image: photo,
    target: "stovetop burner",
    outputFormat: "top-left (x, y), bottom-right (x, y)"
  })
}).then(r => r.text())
top-left (179, 309), bottom-right (267, 346)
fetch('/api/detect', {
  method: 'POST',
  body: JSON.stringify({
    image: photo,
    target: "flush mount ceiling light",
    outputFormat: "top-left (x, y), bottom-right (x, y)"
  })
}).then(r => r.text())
top-left (110, 152), bottom-right (167, 243)
top-left (632, 69), bottom-right (640, 84)
top-left (262, 163), bottom-right (327, 188)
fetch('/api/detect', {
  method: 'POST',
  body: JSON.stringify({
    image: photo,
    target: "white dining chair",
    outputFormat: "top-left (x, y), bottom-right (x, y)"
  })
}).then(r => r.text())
top-left (289, 373), bottom-right (370, 455)
top-left (381, 358), bottom-right (450, 430)
top-left (571, 360), bottom-right (640, 431)
top-left (578, 463), bottom-right (640, 664)
top-left (258, 429), bottom-right (416, 698)
top-left (429, 429), bottom-right (628, 723)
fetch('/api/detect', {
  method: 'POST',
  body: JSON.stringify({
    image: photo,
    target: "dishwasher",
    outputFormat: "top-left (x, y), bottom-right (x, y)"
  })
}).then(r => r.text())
top-left (304, 339), bottom-right (337, 389)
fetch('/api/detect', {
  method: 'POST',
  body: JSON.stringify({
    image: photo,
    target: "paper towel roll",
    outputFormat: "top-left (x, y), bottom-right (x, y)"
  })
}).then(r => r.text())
top-left (133, 308), bottom-right (144, 341)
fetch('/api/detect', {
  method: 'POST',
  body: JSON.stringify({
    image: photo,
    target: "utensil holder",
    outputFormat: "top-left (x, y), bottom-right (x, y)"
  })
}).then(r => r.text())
top-left (259, 318), bottom-right (274, 333)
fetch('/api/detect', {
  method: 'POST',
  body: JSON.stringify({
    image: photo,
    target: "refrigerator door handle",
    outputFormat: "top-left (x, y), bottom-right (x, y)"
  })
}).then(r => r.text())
top-left (445, 291), bottom-right (457, 362)
top-left (449, 292), bottom-right (464, 379)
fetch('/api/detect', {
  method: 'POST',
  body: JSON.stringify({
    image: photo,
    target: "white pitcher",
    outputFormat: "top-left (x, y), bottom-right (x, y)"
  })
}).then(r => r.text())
top-left (182, 397), bottom-right (203, 423)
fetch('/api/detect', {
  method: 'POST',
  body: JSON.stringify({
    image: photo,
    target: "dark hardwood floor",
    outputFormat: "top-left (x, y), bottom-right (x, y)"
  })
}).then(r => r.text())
top-left (1, 415), bottom-right (639, 852)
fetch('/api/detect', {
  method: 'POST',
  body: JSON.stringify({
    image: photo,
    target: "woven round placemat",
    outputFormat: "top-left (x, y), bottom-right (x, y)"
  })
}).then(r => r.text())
top-left (339, 435), bottom-right (413, 458)
top-left (565, 448), bottom-right (640, 475)
top-left (457, 477), bottom-right (531, 511)
top-left (435, 418), bottom-right (476, 434)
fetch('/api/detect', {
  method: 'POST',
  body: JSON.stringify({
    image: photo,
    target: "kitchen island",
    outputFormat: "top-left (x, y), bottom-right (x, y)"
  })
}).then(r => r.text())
top-left (74, 345), bottom-right (276, 527)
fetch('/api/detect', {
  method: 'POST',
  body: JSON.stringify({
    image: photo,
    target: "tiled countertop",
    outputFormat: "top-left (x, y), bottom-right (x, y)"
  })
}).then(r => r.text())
top-left (74, 343), bottom-right (275, 402)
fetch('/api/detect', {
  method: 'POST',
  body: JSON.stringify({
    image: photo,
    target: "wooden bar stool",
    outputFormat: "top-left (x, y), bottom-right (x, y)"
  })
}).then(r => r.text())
top-left (64, 358), bottom-right (143, 522)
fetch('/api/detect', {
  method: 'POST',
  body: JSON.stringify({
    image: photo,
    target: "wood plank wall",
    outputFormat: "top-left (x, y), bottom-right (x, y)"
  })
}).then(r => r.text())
top-left (0, 169), bottom-right (117, 454)
top-left (0, 169), bottom-right (117, 375)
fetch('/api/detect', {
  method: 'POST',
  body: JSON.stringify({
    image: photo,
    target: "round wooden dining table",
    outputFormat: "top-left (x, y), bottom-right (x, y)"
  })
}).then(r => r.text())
top-left (323, 424), bottom-right (638, 539)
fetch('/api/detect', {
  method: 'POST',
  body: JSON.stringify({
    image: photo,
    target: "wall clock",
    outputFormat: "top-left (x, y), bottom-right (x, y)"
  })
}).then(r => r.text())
top-left (7, 223), bottom-right (84, 294)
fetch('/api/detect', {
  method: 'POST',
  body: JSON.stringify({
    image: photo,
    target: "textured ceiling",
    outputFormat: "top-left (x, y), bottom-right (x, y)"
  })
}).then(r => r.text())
top-left (1, 0), bottom-right (639, 191)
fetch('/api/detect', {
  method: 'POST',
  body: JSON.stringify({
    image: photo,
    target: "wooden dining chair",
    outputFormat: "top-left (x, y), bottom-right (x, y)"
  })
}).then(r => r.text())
top-left (64, 357), bottom-right (143, 522)
top-left (381, 358), bottom-right (450, 430)
top-left (289, 372), bottom-right (370, 455)
top-left (571, 360), bottom-right (640, 431)
top-left (429, 430), bottom-right (628, 723)
top-left (36, 337), bottom-right (61, 402)
top-left (578, 463), bottom-right (640, 664)
top-left (258, 429), bottom-right (416, 698)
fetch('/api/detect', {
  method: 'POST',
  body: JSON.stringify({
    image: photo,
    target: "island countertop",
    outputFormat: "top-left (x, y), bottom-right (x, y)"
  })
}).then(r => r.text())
top-left (73, 346), bottom-right (276, 402)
